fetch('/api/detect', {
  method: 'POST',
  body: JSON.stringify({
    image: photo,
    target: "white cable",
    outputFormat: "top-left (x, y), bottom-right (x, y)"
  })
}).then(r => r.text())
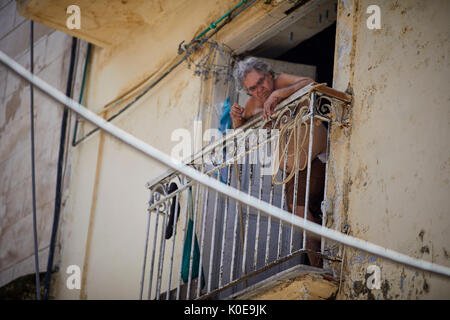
top-left (1, 49), bottom-right (449, 278)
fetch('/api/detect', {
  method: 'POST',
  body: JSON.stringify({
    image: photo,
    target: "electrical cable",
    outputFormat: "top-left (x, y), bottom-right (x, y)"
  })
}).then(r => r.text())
top-left (29, 20), bottom-right (41, 301)
top-left (73, 54), bottom-right (188, 145)
top-left (72, 43), bottom-right (92, 146)
top-left (3, 51), bottom-right (450, 278)
top-left (43, 36), bottom-right (78, 300)
top-left (72, 0), bottom-right (257, 146)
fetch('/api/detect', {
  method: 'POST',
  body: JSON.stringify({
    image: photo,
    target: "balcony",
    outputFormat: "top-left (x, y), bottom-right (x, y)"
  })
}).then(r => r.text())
top-left (140, 83), bottom-right (351, 300)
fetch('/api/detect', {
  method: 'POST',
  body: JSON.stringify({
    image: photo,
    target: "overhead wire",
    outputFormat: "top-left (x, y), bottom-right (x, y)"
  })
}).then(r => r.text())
top-left (72, 0), bottom-right (257, 145)
top-left (72, 43), bottom-right (92, 146)
top-left (3, 51), bottom-right (450, 278)
top-left (29, 20), bottom-right (41, 300)
top-left (43, 36), bottom-right (79, 300)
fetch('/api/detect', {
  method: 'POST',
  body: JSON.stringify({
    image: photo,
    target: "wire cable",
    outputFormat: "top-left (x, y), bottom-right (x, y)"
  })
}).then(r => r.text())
top-left (3, 52), bottom-right (449, 277)
top-left (72, 0), bottom-right (257, 146)
top-left (43, 36), bottom-right (78, 300)
top-left (29, 20), bottom-right (41, 300)
top-left (72, 43), bottom-right (91, 146)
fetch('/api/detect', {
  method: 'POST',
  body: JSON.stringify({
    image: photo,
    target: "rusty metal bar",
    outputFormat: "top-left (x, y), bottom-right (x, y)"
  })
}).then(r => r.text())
top-left (155, 198), bottom-right (170, 299)
top-left (302, 94), bottom-right (316, 250)
top-left (166, 188), bottom-right (181, 300)
top-left (139, 193), bottom-right (153, 299)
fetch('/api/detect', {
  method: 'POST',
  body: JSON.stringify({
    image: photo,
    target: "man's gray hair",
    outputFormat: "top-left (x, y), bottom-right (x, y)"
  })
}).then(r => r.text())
top-left (233, 57), bottom-right (275, 91)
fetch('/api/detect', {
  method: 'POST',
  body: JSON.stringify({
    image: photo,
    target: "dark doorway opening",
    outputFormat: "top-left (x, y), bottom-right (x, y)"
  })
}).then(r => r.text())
top-left (276, 22), bottom-right (336, 87)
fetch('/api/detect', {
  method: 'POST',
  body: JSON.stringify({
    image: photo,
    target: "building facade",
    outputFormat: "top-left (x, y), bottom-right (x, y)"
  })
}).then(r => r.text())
top-left (0, 0), bottom-right (449, 299)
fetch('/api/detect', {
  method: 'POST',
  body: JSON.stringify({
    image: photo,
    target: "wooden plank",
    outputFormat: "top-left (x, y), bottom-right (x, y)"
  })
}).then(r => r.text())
top-left (314, 84), bottom-right (352, 103)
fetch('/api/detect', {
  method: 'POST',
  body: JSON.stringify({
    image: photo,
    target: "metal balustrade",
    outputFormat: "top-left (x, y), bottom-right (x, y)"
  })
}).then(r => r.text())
top-left (141, 83), bottom-right (352, 300)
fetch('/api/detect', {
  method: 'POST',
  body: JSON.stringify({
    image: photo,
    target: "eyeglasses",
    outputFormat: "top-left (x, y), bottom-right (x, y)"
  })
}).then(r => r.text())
top-left (246, 74), bottom-right (266, 94)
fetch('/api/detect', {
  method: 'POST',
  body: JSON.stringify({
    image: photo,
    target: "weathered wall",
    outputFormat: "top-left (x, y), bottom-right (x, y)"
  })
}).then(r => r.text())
top-left (26, 0), bottom-right (450, 300)
top-left (330, 0), bottom-right (450, 299)
top-left (0, 0), bottom-right (82, 288)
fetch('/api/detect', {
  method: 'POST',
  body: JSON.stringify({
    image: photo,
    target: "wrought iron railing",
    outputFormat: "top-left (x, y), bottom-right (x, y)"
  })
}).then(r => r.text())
top-left (140, 83), bottom-right (351, 300)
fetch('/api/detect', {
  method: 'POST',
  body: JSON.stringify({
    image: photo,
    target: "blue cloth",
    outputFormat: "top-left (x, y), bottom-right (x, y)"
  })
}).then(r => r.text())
top-left (181, 187), bottom-right (205, 287)
top-left (217, 97), bottom-right (232, 183)
top-left (218, 97), bottom-right (231, 135)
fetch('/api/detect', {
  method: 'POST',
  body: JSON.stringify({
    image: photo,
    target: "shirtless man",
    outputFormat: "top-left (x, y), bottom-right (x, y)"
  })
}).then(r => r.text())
top-left (230, 57), bottom-right (327, 267)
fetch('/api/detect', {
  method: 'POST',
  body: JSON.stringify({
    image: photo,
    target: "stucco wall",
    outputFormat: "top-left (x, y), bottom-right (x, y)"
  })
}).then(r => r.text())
top-left (331, 0), bottom-right (450, 299)
top-left (48, 0), bottom-right (450, 300)
top-left (52, 0), bottom-right (278, 300)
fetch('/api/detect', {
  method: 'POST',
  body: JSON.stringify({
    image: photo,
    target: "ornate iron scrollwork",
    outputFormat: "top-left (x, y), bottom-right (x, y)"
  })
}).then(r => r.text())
top-left (313, 93), bottom-right (351, 127)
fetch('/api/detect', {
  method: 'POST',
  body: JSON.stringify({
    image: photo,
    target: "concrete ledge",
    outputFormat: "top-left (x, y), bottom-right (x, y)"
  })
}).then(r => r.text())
top-left (228, 264), bottom-right (339, 300)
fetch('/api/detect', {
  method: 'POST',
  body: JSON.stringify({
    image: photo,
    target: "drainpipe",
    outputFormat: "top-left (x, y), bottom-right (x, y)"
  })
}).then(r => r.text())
top-left (43, 36), bottom-right (78, 300)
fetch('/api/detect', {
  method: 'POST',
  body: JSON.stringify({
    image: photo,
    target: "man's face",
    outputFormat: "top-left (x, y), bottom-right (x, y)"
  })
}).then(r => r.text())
top-left (243, 69), bottom-right (274, 103)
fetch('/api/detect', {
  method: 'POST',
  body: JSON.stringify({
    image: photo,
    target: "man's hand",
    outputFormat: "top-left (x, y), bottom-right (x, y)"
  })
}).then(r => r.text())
top-left (230, 103), bottom-right (245, 128)
top-left (263, 91), bottom-right (281, 120)
top-left (263, 76), bottom-right (314, 120)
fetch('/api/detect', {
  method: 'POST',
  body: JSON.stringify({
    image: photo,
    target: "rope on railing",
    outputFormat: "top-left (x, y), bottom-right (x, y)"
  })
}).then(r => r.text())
top-left (272, 104), bottom-right (310, 185)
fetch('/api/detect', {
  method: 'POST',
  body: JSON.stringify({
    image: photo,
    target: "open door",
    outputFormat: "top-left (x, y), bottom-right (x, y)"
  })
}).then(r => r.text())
top-left (201, 0), bottom-right (338, 298)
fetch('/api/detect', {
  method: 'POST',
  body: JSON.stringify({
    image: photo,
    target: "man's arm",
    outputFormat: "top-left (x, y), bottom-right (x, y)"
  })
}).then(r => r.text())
top-left (275, 74), bottom-right (314, 99)
top-left (230, 103), bottom-right (245, 128)
top-left (230, 97), bottom-right (263, 128)
top-left (263, 74), bottom-right (314, 119)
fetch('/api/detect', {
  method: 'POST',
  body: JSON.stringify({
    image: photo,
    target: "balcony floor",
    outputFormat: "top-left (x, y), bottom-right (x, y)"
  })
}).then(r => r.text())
top-left (227, 264), bottom-right (339, 300)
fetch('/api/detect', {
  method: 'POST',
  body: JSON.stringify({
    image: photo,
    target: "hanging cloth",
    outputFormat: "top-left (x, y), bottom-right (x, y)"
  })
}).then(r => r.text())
top-left (216, 97), bottom-right (231, 184)
top-left (181, 186), bottom-right (205, 288)
top-left (218, 97), bottom-right (231, 135)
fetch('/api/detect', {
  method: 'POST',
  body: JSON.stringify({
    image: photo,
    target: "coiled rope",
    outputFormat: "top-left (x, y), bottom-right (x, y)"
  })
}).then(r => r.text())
top-left (271, 83), bottom-right (327, 186)
top-left (271, 103), bottom-right (310, 186)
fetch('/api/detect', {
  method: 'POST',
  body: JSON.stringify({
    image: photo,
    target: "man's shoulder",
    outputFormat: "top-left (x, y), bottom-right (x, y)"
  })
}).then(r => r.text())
top-left (275, 73), bottom-right (307, 88)
top-left (274, 73), bottom-right (292, 88)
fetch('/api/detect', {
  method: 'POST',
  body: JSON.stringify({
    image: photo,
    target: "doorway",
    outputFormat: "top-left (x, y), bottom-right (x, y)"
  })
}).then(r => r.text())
top-left (203, 0), bottom-right (338, 298)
